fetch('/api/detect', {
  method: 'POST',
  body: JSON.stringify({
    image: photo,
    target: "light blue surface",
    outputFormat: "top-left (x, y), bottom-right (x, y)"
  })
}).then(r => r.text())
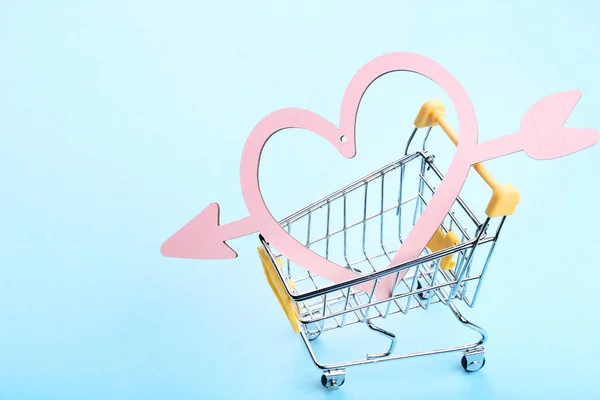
top-left (1, 1), bottom-right (599, 399)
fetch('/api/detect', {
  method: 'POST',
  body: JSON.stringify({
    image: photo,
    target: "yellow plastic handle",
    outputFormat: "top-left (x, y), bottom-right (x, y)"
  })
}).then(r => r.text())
top-left (257, 246), bottom-right (300, 334)
top-left (427, 227), bottom-right (461, 270)
top-left (414, 99), bottom-right (520, 218)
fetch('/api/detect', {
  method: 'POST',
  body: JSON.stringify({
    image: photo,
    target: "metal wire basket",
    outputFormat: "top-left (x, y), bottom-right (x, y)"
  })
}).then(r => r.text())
top-left (258, 99), bottom-right (513, 389)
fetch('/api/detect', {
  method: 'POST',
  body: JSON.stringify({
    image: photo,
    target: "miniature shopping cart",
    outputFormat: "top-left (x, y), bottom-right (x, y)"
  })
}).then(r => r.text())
top-left (257, 100), bottom-right (520, 389)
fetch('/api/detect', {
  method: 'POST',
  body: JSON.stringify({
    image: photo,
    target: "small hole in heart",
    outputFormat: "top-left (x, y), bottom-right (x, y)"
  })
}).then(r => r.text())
top-left (340, 135), bottom-right (347, 143)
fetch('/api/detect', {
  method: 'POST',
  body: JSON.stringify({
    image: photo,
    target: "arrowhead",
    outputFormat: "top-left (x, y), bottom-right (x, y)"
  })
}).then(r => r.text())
top-left (160, 203), bottom-right (238, 259)
top-left (520, 90), bottom-right (582, 133)
top-left (520, 90), bottom-right (599, 160)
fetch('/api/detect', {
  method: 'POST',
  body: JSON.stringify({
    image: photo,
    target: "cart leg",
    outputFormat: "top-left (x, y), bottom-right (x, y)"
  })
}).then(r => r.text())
top-left (448, 301), bottom-right (488, 344)
top-left (321, 369), bottom-right (346, 390)
top-left (366, 319), bottom-right (397, 360)
top-left (448, 301), bottom-right (487, 372)
top-left (303, 321), bottom-right (323, 341)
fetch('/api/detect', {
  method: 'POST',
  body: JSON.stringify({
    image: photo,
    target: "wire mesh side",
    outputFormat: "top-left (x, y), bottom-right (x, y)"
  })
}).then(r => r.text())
top-left (262, 151), bottom-right (505, 334)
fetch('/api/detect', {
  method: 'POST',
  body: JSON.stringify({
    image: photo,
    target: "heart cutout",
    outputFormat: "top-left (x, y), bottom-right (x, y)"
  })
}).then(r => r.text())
top-left (239, 52), bottom-right (480, 299)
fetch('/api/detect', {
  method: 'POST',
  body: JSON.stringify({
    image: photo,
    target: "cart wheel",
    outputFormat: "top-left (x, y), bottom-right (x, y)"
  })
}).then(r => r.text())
top-left (299, 310), bottom-right (323, 341)
top-left (321, 369), bottom-right (346, 390)
top-left (416, 281), bottom-right (430, 300)
top-left (303, 323), bottom-right (322, 341)
top-left (461, 348), bottom-right (486, 372)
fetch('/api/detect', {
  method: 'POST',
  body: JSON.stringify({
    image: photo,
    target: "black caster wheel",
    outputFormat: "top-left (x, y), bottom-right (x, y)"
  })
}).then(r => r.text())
top-left (416, 281), bottom-right (430, 300)
top-left (303, 324), bottom-right (322, 341)
top-left (321, 369), bottom-right (346, 390)
top-left (461, 349), bottom-right (486, 372)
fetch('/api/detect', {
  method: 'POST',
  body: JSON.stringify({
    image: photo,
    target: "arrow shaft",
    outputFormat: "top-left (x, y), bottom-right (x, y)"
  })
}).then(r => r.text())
top-left (219, 215), bottom-right (257, 241)
top-left (472, 132), bottom-right (523, 164)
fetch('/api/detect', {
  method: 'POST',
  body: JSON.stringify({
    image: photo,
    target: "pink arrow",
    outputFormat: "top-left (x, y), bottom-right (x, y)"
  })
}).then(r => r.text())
top-left (161, 52), bottom-right (598, 301)
top-left (160, 203), bottom-right (256, 259)
top-left (161, 52), bottom-right (483, 298)
top-left (473, 90), bottom-right (599, 163)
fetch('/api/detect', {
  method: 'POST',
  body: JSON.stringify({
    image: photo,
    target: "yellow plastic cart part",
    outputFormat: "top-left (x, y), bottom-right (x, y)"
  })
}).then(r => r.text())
top-left (257, 246), bottom-right (300, 334)
top-left (484, 183), bottom-right (520, 218)
top-left (427, 227), bottom-right (461, 270)
top-left (274, 256), bottom-right (297, 291)
top-left (414, 99), bottom-right (520, 218)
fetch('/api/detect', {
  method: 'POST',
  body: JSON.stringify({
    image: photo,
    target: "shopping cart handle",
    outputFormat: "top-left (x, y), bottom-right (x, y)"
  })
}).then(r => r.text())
top-left (414, 100), bottom-right (520, 218)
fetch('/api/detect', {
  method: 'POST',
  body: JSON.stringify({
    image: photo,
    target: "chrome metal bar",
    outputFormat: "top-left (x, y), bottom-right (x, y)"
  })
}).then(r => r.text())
top-left (418, 173), bottom-right (471, 240)
top-left (361, 182), bottom-right (377, 273)
top-left (448, 301), bottom-right (488, 345)
top-left (422, 126), bottom-right (433, 152)
top-left (304, 195), bottom-right (419, 247)
top-left (397, 165), bottom-right (405, 240)
top-left (285, 224), bottom-right (291, 277)
top-left (425, 159), bottom-right (481, 227)
top-left (363, 278), bottom-right (379, 322)
top-left (412, 158), bottom-right (427, 227)
top-left (298, 301), bottom-right (487, 371)
top-left (362, 181), bottom-right (369, 255)
top-left (339, 287), bottom-right (352, 327)
top-left (259, 234), bottom-right (495, 302)
top-left (425, 260), bottom-right (442, 309)
top-left (379, 173), bottom-right (385, 252)
top-left (383, 270), bottom-right (401, 318)
top-left (404, 127), bottom-right (419, 156)
top-left (280, 153), bottom-right (421, 225)
top-left (366, 320), bottom-right (397, 359)
top-left (342, 192), bottom-right (355, 273)
top-left (296, 274), bottom-right (482, 325)
top-left (325, 200), bottom-right (331, 260)
top-left (470, 216), bottom-right (506, 307)
top-left (449, 218), bottom-right (490, 301)
top-left (306, 211), bottom-right (312, 247)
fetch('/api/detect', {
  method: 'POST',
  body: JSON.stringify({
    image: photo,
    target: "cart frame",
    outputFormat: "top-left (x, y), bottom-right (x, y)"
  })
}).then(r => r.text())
top-left (257, 100), bottom-right (512, 389)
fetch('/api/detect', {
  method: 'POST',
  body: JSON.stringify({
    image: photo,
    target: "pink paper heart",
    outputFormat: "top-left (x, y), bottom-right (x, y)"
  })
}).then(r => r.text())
top-left (239, 52), bottom-right (480, 299)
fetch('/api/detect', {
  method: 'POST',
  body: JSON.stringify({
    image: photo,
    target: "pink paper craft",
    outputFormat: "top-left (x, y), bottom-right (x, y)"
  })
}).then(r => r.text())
top-left (161, 52), bottom-right (598, 300)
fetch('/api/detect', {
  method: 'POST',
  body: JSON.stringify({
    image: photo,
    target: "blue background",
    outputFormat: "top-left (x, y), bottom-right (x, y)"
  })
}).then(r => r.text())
top-left (1, 1), bottom-right (599, 399)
